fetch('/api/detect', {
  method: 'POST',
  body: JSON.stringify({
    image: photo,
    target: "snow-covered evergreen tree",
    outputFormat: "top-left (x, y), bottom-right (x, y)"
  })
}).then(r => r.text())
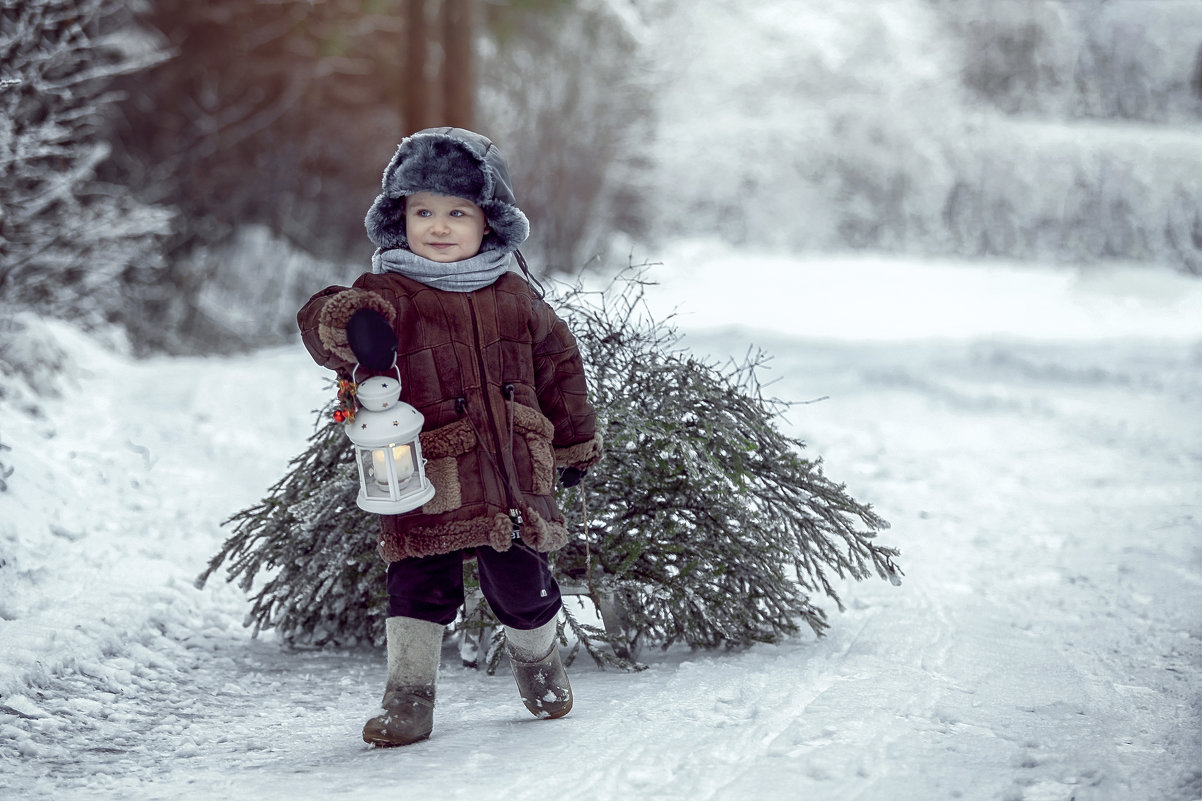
top-left (198, 271), bottom-right (901, 666)
top-left (552, 274), bottom-right (900, 657)
top-left (0, 0), bottom-right (171, 338)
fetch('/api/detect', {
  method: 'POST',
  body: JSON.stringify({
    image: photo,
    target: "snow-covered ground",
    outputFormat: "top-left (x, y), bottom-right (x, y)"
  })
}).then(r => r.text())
top-left (2, 247), bottom-right (1200, 800)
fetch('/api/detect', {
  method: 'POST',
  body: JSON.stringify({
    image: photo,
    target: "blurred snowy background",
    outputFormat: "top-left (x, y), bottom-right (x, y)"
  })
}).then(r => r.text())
top-left (3, 0), bottom-right (1201, 355)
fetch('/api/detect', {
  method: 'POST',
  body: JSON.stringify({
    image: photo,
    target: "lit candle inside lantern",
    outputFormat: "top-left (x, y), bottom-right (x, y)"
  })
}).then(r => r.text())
top-left (372, 444), bottom-right (415, 487)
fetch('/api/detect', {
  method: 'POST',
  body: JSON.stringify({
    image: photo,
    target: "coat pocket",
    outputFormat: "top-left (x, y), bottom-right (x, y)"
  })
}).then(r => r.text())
top-left (510, 402), bottom-right (556, 496)
top-left (418, 418), bottom-right (475, 515)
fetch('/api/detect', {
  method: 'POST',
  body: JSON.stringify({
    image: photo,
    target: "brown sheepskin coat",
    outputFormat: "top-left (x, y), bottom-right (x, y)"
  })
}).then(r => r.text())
top-left (298, 270), bottom-right (602, 562)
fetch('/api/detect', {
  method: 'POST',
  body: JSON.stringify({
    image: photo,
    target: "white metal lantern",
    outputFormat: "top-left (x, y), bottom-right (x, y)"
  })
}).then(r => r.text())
top-left (345, 371), bottom-right (435, 514)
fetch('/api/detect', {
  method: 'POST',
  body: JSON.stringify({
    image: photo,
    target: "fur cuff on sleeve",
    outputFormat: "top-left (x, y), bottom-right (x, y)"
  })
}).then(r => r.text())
top-left (554, 432), bottom-right (604, 470)
top-left (317, 289), bottom-right (396, 363)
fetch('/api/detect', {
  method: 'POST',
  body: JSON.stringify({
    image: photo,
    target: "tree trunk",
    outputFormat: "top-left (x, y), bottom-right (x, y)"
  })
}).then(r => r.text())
top-left (402, 0), bottom-right (433, 133)
top-left (442, 0), bottom-right (475, 130)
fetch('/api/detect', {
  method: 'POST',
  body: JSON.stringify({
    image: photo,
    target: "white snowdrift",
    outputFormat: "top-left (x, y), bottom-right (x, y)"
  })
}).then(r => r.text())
top-left (632, 239), bottom-right (1202, 342)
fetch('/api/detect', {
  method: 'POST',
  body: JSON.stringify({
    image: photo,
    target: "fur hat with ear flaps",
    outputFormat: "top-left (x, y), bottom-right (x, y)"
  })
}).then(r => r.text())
top-left (365, 127), bottom-right (530, 255)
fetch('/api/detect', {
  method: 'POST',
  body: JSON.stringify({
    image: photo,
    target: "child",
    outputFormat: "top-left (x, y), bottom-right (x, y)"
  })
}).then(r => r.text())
top-left (297, 127), bottom-right (603, 747)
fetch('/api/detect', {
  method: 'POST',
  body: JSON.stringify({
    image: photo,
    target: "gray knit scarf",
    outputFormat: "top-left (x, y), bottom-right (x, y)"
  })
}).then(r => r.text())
top-left (372, 247), bottom-right (513, 292)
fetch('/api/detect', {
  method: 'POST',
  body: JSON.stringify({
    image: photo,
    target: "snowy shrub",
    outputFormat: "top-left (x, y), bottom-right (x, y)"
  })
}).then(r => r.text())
top-left (0, 429), bottom-right (10, 492)
top-left (937, 0), bottom-right (1202, 122)
top-left (174, 225), bottom-right (357, 353)
top-left (197, 270), bottom-right (901, 665)
top-left (0, 313), bottom-right (85, 494)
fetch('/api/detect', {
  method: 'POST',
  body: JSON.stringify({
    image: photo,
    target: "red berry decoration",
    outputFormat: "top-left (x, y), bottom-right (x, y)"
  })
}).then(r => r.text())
top-left (332, 379), bottom-right (358, 424)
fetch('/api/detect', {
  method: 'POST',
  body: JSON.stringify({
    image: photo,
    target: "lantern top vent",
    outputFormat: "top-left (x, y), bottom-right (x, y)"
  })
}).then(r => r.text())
top-left (356, 375), bottom-right (401, 412)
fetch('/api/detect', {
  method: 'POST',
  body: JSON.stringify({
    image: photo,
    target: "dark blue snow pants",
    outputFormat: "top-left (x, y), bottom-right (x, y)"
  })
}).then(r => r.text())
top-left (386, 542), bottom-right (562, 630)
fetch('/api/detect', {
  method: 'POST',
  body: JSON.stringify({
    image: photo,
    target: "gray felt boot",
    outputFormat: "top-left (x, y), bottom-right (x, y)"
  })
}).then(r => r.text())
top-left (362, 616), bottom-right (444, 747)
top-left (505, 616), bottom-right (573, 719)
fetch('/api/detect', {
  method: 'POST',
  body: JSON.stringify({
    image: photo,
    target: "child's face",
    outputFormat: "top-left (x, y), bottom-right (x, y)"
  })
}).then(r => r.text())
top-left (404, 191), bottom-right (490, 263)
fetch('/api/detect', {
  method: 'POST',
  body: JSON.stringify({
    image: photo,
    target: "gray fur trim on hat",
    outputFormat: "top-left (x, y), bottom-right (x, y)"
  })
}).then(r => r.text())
top-left (364, 127), bottom-right (530, 255)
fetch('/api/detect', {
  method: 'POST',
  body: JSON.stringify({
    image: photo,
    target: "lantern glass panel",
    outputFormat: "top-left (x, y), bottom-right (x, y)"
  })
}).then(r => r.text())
top-left (360, 442), bottom-right (422, 499)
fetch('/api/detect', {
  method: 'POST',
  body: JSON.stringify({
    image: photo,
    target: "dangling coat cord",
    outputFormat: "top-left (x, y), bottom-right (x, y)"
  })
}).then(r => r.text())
top-left (514, 250), bottom-right (546, 299)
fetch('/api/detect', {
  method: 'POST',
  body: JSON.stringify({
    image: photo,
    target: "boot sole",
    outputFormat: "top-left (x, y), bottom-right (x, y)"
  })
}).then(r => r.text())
top-left (364, 730), bottom-right (431, 748)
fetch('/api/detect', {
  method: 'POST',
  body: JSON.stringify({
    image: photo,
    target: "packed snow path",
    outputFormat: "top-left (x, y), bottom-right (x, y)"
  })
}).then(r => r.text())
top-left (2, 260), bottom-right (1200, 801)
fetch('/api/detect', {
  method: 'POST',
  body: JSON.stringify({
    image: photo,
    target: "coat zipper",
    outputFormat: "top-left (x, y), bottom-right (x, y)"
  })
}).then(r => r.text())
top-left (465, 294), bottom-right (524, 536)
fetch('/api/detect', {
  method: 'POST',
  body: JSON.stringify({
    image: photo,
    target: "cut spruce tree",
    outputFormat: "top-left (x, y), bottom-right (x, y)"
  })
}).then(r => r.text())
top-left (197, 269), bottom-right (901, 669)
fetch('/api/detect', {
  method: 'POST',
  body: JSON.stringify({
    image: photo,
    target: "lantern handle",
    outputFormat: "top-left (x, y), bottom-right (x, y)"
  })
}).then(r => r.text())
top-left (351, 357), bottom-right (402, 388)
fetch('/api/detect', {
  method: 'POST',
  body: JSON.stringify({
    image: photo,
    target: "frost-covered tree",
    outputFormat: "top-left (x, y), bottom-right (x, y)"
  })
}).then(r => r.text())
top-left (648, 0), bottom-right (1202, 274)
top-left (197, 271), bottom-right (901, 667)
top-left (476, 0), bottom-right (656, 272)
top-left (0, 0), bottom-right (171, 336)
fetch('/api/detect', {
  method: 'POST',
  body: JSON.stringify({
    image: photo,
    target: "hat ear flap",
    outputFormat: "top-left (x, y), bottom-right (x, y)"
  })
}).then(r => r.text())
top-left (478, 200), bottom-right (530, 253)
top-left (365, 194), bottom-right (408, 249)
